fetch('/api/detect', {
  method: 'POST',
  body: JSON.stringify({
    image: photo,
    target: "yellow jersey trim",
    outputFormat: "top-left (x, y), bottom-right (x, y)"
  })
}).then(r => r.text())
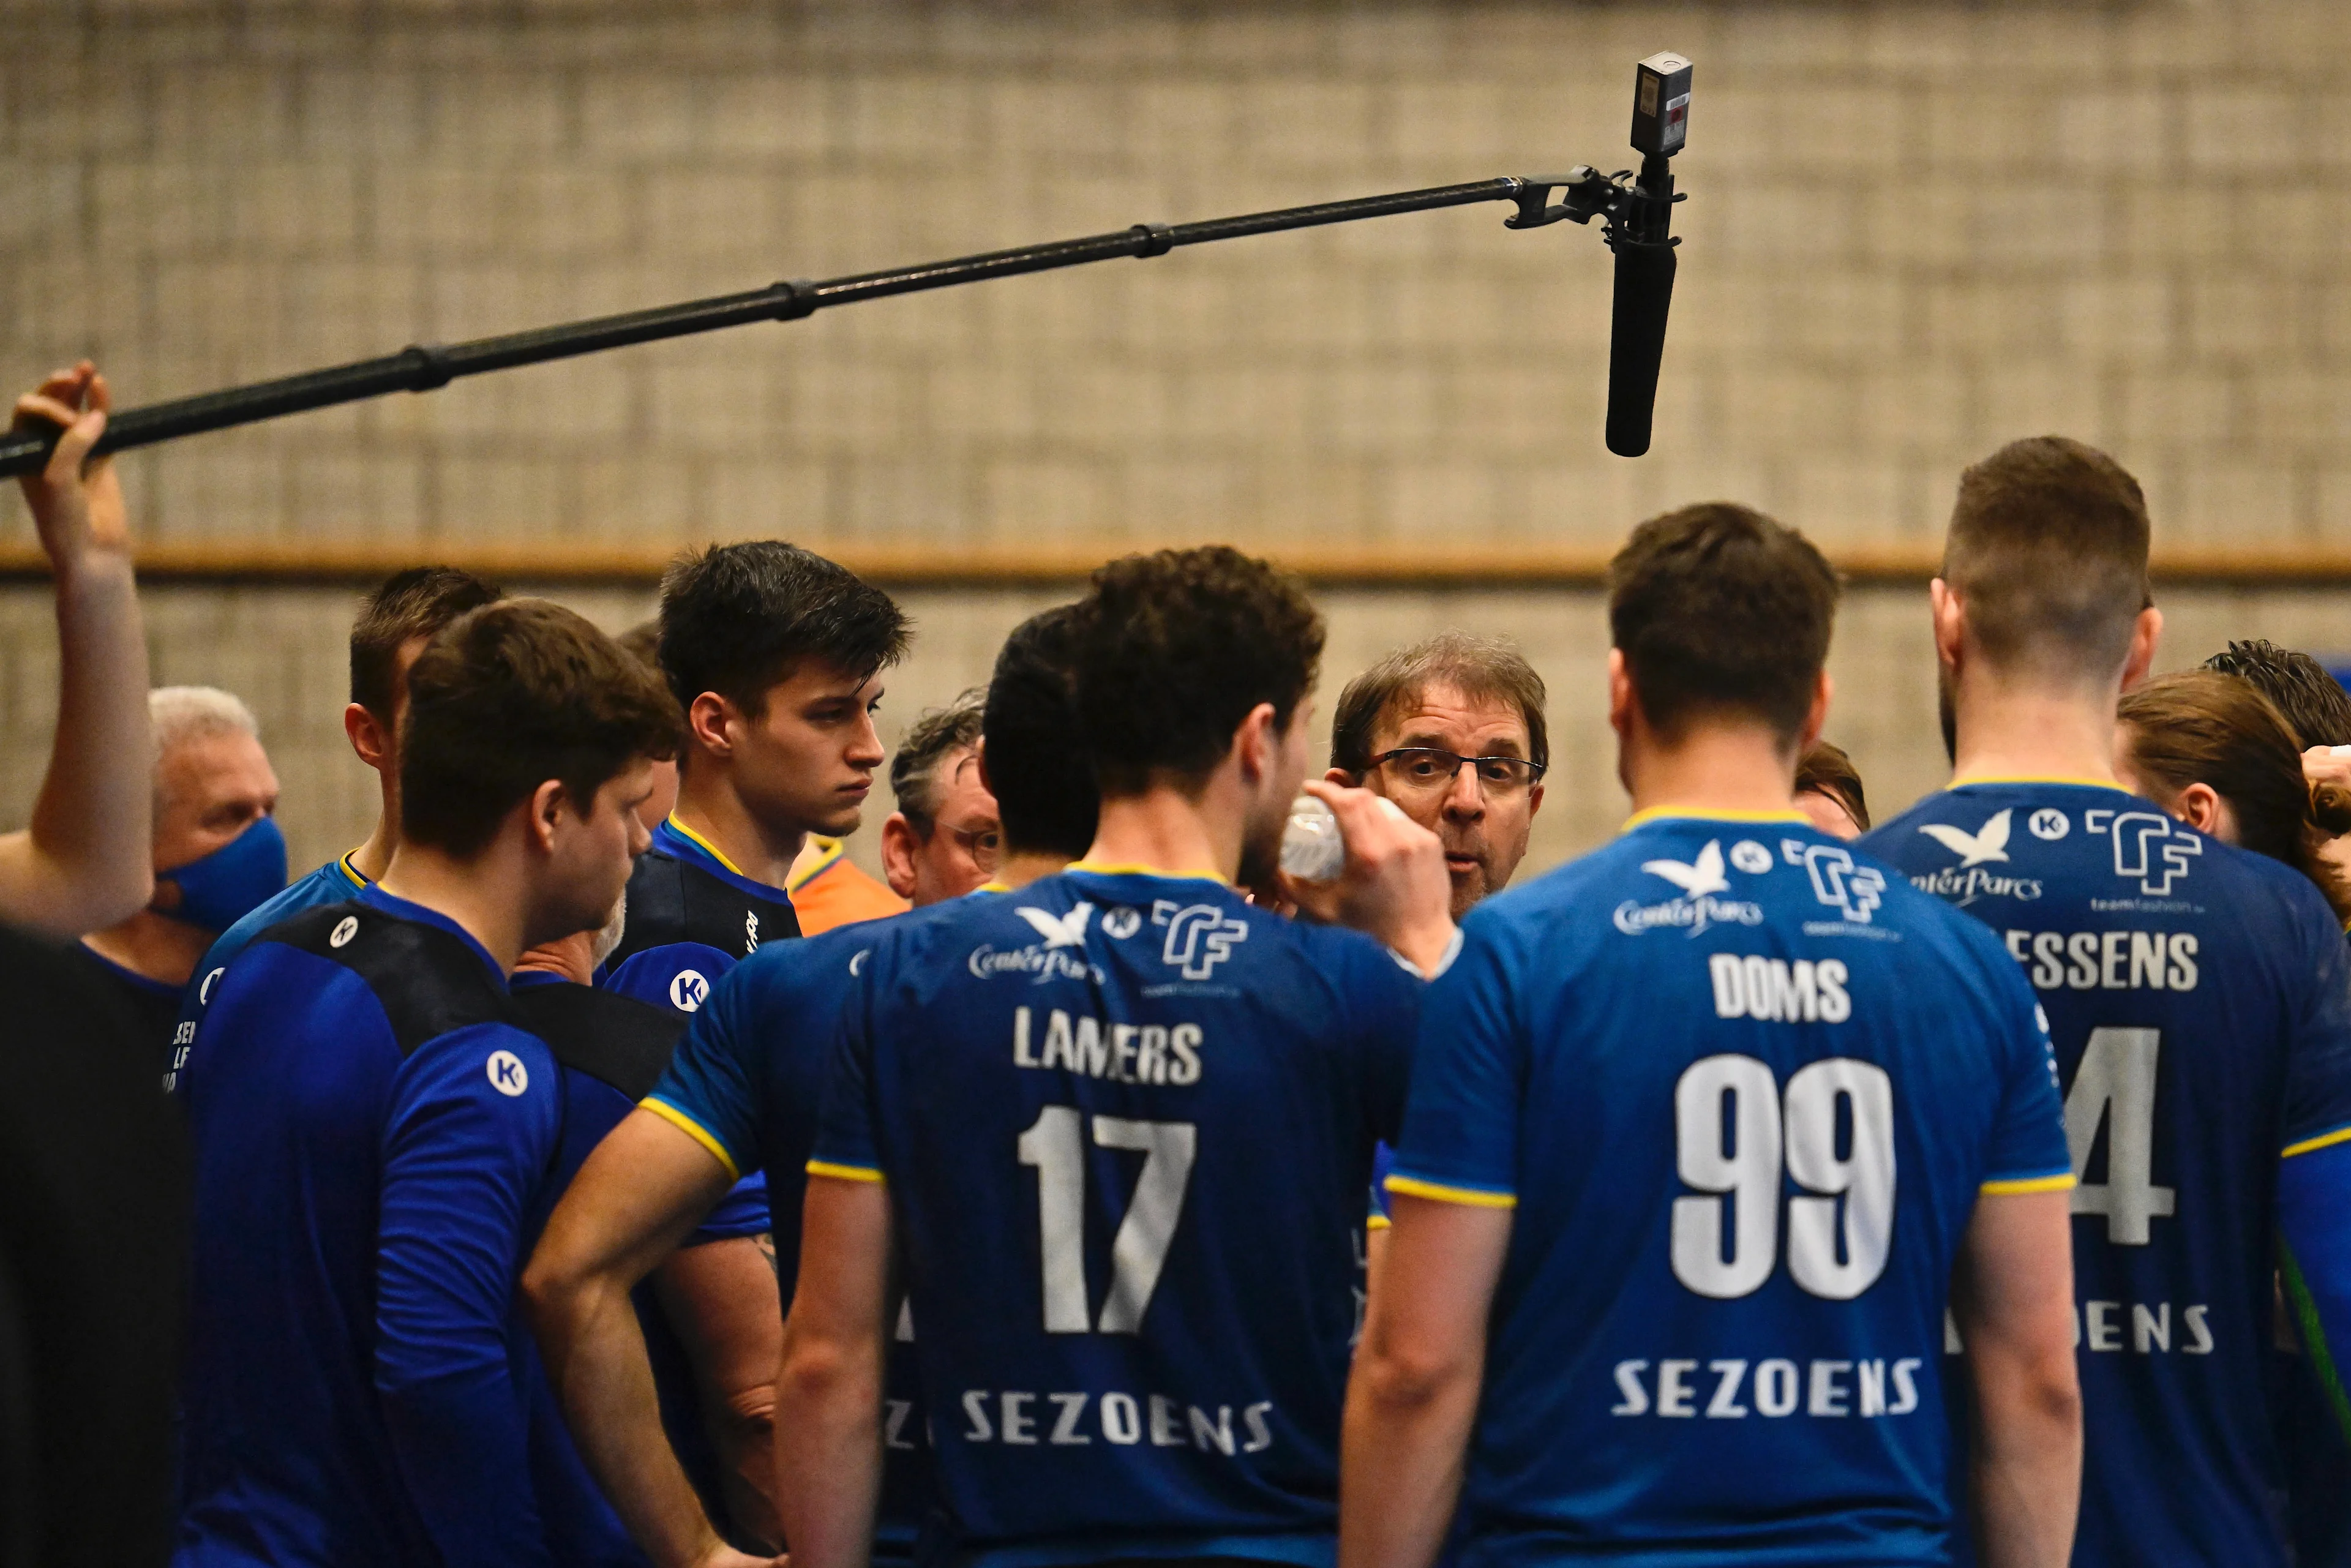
top-left (1385, 1174), bottom-right (1518, 1210)
top-left (978, 881), bottom-right (1014, 894)
top-left (666, 813), bottom-right (750, 878)
top-left (1622, 806), bottom-right (1809, 831)
top-left (1979, 1173), bottom-right (2076, 1196)
top-left (335, 851), bottom-right (369, 891)
top-left (1949, 774), bottom-right (2121, 790)
top-left (639, 1099), bottom-right (743, 1182)
top-left (1067, 860), bottom-right (1229, 885)
top-left (807, 1158), bottom-right (885, 1185)
top-left (790, 835), bottom-right (847, 893)
top-left (2284, 1125), bottom-right (2351, 1160)
top-left (1366, 1214), bottom-right (1392, 1232)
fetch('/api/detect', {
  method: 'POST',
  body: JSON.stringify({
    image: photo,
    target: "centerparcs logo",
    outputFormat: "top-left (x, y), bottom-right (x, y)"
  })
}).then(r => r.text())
top-left (1614, 839), bottom-right (1764, 937)
top-left (1910, 809), bottom-right (2043, 906)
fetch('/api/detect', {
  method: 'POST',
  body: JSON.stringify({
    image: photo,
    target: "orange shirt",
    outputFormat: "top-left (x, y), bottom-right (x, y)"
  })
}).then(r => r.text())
top-left (787, 836), bottom-right (909, 935)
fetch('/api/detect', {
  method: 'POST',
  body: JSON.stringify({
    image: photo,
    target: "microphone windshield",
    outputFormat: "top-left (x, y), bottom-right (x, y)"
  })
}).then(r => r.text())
top-left (1605, 237), bottom-right (1676, 458)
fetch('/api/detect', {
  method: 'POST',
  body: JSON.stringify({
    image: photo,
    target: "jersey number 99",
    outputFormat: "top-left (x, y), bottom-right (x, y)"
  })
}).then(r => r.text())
top-left (1671, 1054), bottom-right (1897, 1300)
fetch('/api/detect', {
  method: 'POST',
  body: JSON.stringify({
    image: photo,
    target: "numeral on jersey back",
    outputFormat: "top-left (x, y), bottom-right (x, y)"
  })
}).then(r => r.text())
top-left (1017, 1105), bottom-right (1197, 1334)
top-left (1670, 1054), bottom-right (1897, 1300)
top-left (2063, 1026), bottom-right (2175, 1245)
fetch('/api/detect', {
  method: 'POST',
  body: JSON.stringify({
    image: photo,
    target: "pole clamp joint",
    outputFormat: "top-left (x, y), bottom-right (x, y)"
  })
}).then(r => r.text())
top-left (1129, 222), bottom-right (1174, 258)
top-left (398, 343), bottom-right (456, 392)
top-left (769, 278), bottom-right (819, 321)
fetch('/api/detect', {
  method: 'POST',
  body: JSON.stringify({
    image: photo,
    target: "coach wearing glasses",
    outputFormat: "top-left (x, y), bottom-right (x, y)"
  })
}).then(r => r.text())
top-left (1327, 633), bottom-right (1548, 921)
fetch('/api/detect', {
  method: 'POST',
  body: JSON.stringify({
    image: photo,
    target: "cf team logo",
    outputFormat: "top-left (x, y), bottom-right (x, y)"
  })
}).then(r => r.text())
top-left (1782, 841), bottom-right (1884, 925)
top-left (1157, 903), bottom-right (1249, 980)
top-left (669, 969), bottom-right (710, 1011)
top-left (486, 1049), bottom-right (530, 1096)
top-left (2088, 808), bottom-right (2202, 896)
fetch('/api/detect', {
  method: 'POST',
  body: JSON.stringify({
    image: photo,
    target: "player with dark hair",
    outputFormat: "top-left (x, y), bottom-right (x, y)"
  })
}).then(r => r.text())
top-left (1864, 438), bottom-right (2351, 1568)
top-left (600, 539), bottom-right (907, 1007)
top-left (170, 564), bottom-right (504, 1089)
top-left (173, 600), bottom-right (681, 1568)
top-left (527, 604), bottom-right (1090, 1567)
top-left (1795, 738), bottom-right (1870, 837)
top-left (1345, 503), bottom-right (2081, 1568)
top-left (2204, 639), bottom-right (2351, 751)
top-left (768, 548), bottom-right (1453, 1568)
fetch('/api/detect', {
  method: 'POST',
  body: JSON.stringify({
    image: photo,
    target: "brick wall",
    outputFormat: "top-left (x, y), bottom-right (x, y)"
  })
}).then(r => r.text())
top-left (1, 1), bottom-right (2348, 882)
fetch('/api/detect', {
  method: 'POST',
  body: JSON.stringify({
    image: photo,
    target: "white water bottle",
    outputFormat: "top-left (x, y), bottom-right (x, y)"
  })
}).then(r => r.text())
top-left (1279, 794), bottom-right (1346, 883)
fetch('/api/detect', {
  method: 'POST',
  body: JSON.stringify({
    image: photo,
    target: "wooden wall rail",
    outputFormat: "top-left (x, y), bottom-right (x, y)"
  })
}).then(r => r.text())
top-left (4, 541), bottom-right (2351, 590)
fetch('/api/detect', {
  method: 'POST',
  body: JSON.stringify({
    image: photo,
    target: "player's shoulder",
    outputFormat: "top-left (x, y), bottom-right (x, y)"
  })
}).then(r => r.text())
top-left (260, 898), bottom-right (518, 1061)
top-left (204, 858), bottom-right (366, 978)
top-left (509, 978), bottom-right (683, 1101)
top-left (611, 840), bottom-right (800, 970)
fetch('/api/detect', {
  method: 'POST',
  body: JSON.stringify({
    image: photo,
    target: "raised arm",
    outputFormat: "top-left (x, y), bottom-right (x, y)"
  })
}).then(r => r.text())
top-left (1952, 1189), bottom-right (2082, 1568)
top-left (522, 1106), bottom-right (771, 1568)
top-left (0, 363), bottom-right (151, 937)
top-left (774, 1172), bottom-right (897, 1568)
top-left (1338, 1193), bottom-right (1513, 1568)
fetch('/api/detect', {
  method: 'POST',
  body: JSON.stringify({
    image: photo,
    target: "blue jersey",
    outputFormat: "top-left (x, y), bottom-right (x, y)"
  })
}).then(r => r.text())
top-left (169, 850), bottom-right (367, 1093)
top-left (1393, 811), bottom-right (2069, 1568)
top-left (650, 912), bottom-right (948, 1561)
top-left (812, 866), bottom-right (1422, 1568)
top-left (176, 887), bottom-right (562, 1568)
top-left (601, 816), bottom-right (795, 1238)
top-left (1866, 780), bottom-right (2351, 1568)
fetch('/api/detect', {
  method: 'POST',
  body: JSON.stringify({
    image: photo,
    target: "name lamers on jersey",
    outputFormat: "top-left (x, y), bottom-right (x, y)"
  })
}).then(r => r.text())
top-left (1616, 840), bottom-right (1764, 937)
top-left (1013, 1005), bottom-right (1202, 1086)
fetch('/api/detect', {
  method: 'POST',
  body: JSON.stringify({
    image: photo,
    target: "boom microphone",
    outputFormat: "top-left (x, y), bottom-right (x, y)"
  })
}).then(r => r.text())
top-left (1606, 52), bottom-right (1692, 459)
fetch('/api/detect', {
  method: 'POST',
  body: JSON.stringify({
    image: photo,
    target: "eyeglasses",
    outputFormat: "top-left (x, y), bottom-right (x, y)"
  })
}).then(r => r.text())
top-left (1370, 748), bottom-right (1547, 800)
top-left (941, 822), bottom-right (1003, 872)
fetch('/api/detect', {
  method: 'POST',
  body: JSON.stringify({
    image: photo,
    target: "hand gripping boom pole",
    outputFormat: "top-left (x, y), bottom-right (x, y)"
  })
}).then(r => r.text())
top-left (0, 59), bottom-right (1688, 480)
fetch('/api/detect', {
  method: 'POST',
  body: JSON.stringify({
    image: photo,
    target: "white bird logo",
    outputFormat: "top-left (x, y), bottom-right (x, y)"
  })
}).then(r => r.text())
top-left (1015, 902), bottom-right (1095, 948)
top-left (1641, 840), bottom-right (1731, 898)
top-left (1918, 809), bottom-right (2013, 867)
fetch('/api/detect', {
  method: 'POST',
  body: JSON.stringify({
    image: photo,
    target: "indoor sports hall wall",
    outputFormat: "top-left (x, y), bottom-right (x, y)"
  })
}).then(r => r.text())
top-left (3, 0), bottom-right (2349, 880)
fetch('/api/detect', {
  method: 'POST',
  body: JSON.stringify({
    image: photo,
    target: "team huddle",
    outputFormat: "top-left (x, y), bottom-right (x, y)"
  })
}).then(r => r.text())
top-left (159, 434), bottom-right (2351, 1568)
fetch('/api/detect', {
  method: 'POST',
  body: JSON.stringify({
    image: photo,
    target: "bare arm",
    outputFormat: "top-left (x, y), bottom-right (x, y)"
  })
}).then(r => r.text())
top-left (521, 1109), bottom-right (774, 1568)
top-left (1338, 1194), bottom-right (1513, 1568)
top-left (651, 1235), bottom-right (785, 1552)
top-left (0, 364), bottom-right (151, 937)
top-left (1954, 1190), bottom-right (2082, 1568)
top-left (774, 1174), bottom-right (896, 1568)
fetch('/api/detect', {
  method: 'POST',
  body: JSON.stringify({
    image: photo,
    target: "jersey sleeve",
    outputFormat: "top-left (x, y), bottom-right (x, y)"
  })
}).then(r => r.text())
top-left (2278, 1140), bottom-right (2351, 1441)
top-left (373, 1022), bottom-right (561, 1568)
top-left (1343, 933), bottom-right (1428, 1147)
top-left (1367, 1142), bottom-right (1395, 1229)
top-left (166, 926), bottom-right (248, 1097)
top-left (686, 1170), bottom-right (773, 1245)
top-left (2281, 891), bottom-right (2351, 1160)
top-left (601, 940), bottom-right (735, 1018)
top-left (1975, 946), bottom-right (2074, 1193)
top-left (808, 933), bottom-right (889, 1185)
top-left (1384, 912), bottom-right (1524, 1210)
top-left (642, 963), bottom-right (762, 1182)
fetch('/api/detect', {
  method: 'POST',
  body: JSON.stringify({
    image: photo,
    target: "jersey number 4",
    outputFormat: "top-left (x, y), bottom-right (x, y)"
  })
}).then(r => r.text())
top-left (1018, 1106), bottom-right (1196, 1334)
top-left (2064, 1026), bottom-right (2175, 1245)
top-left (1671, 1054), bottom-right (1896, 1300)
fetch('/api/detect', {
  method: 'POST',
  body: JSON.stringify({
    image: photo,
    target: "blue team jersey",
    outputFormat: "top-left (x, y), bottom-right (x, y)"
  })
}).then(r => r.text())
top-left (1393, 811), bottom-right (2070, 1568)
top-left (1865, 780), bottom-right (2351, 1568)
top-left (811, 866), bottom-right (1423, 1568)
top-left (176, 887), bottom-right (563, 1568)
top-left (650, 909), bottom-right (961, 1562)
top-left (168, 850), bottom-right (367, 1092)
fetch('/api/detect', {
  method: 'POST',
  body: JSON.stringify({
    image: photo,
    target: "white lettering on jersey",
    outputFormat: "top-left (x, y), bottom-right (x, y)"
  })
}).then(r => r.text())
top-left (1011, 1006), bottom-right (1201, 1085)
top-left (1707, 954), bottom-right (1851, 1022)
top-left (958, 1387), bottom-right (1274, 1453)
top-left (2087, 809), bottom-right (2203, 896)
top-left (1155, 904), bottom-right (1248, 980)
top-left (2001, 929), bottom-right (2198, 991)
top-left (1611, 1356), bottom-right (1922, 1418)
top-left (1782, 841), bottom-right (1884, 925)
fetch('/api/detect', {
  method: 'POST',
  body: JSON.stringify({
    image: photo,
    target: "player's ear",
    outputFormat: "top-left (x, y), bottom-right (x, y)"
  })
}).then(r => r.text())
top-left (1605, 649), bottom-right (1635, 741)
top-left (2121, 605), bottom-right (2163, 692)
top-left (1799, 670), bottom-right (1832, 755)
top-left (880, 812), bottom-right (920, 899)
top-left (1929, 579), bottom-right (1967, 674)
top-left (344, 702), bottom-right (391, 773)
top-left (2177, 781), bottom-right (2225, 836)
top-left (1232, 702), bottom-right (1278, 783)
top-left (684, 691), bottom-right (735, 760)
top-left (526, 778), bottom-right (568, 855)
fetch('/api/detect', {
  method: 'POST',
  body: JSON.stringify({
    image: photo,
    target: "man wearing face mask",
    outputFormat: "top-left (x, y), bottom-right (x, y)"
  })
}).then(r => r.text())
top-left (74, 686), bottom-right (285, 1065)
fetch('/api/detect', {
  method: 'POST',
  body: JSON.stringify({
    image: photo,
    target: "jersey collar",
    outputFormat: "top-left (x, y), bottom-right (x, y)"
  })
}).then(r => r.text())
top-left (1621, 805), bottom-right (1809, 832)
top-left (357, 884), bottom-right (505, 982)
top-left (332, 850), bottom-right (369, 892)
top-left (1947, 773), bottom-right (2128, 791)
top-left (1065, 860), bottom-right (1230, 885)
top-left (653, 815), bottom-right (792, 901)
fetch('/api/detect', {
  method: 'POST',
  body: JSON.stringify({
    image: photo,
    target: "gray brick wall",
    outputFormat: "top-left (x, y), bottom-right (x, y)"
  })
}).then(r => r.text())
top-left (1, 1), bottom-right (2348, 885)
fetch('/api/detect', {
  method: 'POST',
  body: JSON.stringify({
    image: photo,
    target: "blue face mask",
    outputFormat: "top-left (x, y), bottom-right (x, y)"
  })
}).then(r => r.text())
top-left (157, 814), bottom-right (288, 934)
